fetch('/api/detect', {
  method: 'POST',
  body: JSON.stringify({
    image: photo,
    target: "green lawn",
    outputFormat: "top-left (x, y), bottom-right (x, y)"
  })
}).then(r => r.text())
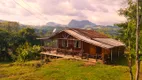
top-left (0, 59), bottom-right (131, 80)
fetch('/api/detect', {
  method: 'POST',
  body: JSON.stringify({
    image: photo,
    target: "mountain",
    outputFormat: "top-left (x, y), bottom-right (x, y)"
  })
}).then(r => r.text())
top-left (46, 22), bottom-right (66, 27)
top-left (0, 20), bottom-right (5, 22)
top-left (68, 19), bottom-right (96, 28)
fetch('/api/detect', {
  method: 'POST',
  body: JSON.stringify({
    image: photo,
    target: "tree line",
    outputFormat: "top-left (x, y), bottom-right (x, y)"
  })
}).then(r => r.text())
top-left (0, 21), bottom-right (41, 62)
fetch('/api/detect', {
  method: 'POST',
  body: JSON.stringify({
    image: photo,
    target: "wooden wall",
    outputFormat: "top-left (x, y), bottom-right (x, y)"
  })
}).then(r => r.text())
top-left (82, 42), bottom-right (90, 53)
top-left (46, 31), bottom-right (125, 63)
top-left (52, 31), bottom-right (81, 50)
top-left (58, 39), bottom-right (82, 51)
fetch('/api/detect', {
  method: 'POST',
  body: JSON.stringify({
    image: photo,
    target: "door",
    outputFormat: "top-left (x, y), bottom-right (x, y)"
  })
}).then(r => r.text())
top-left (90, 45), bottom-right (96, 55)
top-left (96, 46), bottom-right (102, 59)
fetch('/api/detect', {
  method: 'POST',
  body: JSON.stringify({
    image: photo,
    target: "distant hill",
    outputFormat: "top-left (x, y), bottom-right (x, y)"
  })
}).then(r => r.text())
top-left (46, 22), bottom-right (66, 27)
top-left (0, 19), bottom-right (7, 22)
top-left (68, 19), bottom-right (96, 28)
top-left (43, 20), bottom-right (120, 37)
top-left (0, 19), bottom-right (120, 37)
top-left (0, 20), bottom-right (4, 22)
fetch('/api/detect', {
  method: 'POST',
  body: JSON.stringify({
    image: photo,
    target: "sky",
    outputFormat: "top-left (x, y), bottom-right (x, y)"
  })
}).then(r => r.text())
top-left (0, 0), bottom-right (127, 26)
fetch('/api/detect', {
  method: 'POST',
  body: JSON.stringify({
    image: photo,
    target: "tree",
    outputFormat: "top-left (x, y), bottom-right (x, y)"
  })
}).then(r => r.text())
top-left (0, 29), bottom-right (11, 61)
top-left (0, 22), bottom-right (41, 62)
top-left (9, 33), bottom-right (26, 57)
top-left (16, 42), bottom-right (41, 62)
top-left (0, 21), bottom-right (20, 32)
top-left (19, 28), bottom-right (40, 45)
top-left (135, 0), bottom-right (140, 80)
top-left (117, 0), bottom-right (142, 80)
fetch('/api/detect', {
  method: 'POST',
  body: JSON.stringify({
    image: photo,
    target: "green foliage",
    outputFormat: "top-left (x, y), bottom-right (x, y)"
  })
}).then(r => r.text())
top-left (116, 0), bottom-right (142, 54)
top-left (0, 29), bottom-right (11, 61)
top-left (0, 29), bottom-right (10, 49)
top-left (0, 21), bottom-right (20, 32)
top-left (16, 42), bottom-right (41, 62)
top-left (19, 28), bottom-right (40, 45)
top-left (0, 21), bottom-right (41, 62)
top-left (37, 26), bottom-right (65, 37)
top-left (95, 27), bottom-right (120, 38)
top-left (116, 2), bottom-right (142, 79)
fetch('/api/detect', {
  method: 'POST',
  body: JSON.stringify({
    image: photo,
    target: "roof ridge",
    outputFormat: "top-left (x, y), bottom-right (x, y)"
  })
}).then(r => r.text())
top-left (69, 28), bottom-right (108, 38)
top-left (69, 28), bottom-right (91, 39)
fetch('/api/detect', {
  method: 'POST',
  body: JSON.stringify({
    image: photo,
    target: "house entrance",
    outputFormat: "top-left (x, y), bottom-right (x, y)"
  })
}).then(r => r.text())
top-left (96, 46), bottom-right (102, 59)
top-left (90, 45), bottom-right (96, 55)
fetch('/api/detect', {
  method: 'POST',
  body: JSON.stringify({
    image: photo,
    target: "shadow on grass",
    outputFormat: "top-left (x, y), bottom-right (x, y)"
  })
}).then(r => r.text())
top-left (0, 61), bottom-right (13, 64)
top-left (109, 56), bottom-right (135, 66)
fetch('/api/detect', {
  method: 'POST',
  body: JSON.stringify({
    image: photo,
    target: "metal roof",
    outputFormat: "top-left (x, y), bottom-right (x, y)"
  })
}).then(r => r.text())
top-left (93, 38), bottom-right (125, 47)
top-left (65, 30), bottom-right (113, 49)
top-left (38, 28), bottom-right (125, 49)
top-left (69, 28), bottom-right (109, 38)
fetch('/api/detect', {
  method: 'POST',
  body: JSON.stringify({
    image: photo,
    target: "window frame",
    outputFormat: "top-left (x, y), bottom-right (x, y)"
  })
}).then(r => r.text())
top-left (74, 40), bottom-right (81, 48)
top-left (62, 39), bottom-right (68, 48)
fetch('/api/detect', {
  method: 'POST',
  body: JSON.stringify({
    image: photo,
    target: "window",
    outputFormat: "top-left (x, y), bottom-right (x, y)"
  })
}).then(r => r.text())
top-left (74, 40), bottom-right (81, 48)
top-left (62, 40), bottom-right (68, 47)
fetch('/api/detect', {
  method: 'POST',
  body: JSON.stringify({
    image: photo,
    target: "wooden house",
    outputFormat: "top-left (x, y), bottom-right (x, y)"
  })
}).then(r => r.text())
top-left (38, 28), bottom-right (125, 63)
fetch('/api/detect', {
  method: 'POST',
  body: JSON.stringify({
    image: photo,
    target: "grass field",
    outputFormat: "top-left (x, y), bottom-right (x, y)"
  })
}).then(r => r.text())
top-left (0, 59), bottom-right (134, 80)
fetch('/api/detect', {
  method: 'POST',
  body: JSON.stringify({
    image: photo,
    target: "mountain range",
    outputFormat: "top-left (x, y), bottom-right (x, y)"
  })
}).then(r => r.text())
top-left (46, 22), bottom-right (66, 27)
top-left (0, 19), bottom-right (120, 36)
top-left (0, 20), bottom-right (4, 22)
top-left (68, 19), bottom-right (96, 28)
top-left (46, 19), bottom-right (96, 28)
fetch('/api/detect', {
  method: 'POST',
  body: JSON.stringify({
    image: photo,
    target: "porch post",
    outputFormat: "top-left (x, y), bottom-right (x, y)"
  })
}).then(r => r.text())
top-left (96, 53), bottom-right (98, 61)
top-left (111, 49), bottom-right (112, 62)
top-left (52, 39), bottom-right (53, 48)
top-left (81, 41), bottom-right (83, 59)
top-left (118, 47), bottom-right (119, 58)
top-left (41, 39), bottom-right (44, 46)
top-left (41, 54), bottom-right (43, 60)
top-left (102, 50), bottom-right (105, 63)
top-left (57, 39), bottom-right (59, 48)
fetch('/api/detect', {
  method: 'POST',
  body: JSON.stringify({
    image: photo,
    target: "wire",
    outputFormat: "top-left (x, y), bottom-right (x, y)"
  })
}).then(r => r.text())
top-left (21, 0), bottom-right (48, 21)
top-left (13, 0), bottom-right (46, 22)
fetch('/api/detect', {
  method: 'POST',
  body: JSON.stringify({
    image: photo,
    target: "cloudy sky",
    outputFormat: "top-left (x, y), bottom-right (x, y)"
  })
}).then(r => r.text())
top-left (0, 0), bottom-right (127, 25)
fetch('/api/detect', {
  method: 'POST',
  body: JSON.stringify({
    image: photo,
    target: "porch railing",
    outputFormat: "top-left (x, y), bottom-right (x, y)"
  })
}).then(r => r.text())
top-left (41, 46), bottom-right (91, 59)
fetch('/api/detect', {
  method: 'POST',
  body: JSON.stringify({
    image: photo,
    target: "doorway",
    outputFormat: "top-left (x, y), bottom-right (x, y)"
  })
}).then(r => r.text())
top-left (96, 46), bottom-right (102, 59)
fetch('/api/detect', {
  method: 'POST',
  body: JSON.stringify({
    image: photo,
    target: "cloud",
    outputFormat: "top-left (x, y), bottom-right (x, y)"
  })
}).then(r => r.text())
top-left (70, 0), bottom-right (96, 11)
top-left (0, 0), bottom-right (126, 25)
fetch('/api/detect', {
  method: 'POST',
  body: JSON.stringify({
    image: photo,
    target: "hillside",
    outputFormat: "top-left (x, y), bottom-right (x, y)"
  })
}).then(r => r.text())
top-left (0, 59), bottom-right (130, 80)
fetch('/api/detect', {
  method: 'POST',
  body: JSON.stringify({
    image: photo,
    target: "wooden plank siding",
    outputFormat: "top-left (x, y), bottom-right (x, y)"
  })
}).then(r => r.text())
top-left (57, 37), bottom-right (124, 63)
top-left (39, 28), bottom-right (125, 63)
top-left (58, 39), bottom-right (82, 51)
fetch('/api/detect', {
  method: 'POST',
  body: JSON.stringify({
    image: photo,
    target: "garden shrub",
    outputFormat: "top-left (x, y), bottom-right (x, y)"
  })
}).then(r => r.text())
top-left (16, 42), bottom-right (41, 62)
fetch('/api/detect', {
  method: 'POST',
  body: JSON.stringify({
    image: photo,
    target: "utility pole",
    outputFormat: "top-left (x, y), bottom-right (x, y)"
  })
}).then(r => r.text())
top-left (135, 0), bottom-right (140, 80)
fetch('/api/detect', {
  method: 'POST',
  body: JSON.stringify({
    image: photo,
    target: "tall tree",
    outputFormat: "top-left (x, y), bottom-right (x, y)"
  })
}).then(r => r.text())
top-left (135, 0), bottom-right (140, 80)
top-left (117, 0), bottom-right (142, 80)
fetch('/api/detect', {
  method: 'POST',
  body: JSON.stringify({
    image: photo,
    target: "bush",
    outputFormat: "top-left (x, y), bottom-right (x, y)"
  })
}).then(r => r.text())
top-left (16, 42), bottom-right (41, 62)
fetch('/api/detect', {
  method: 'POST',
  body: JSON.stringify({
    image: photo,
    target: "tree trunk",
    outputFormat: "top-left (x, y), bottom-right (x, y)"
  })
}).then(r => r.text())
top-left (135, 60), bottom-right (140, 80)
top-left (129, 58), bottom-right (134, 80)
top-left (128, 40), bottom-right (134, 80)
top-left (135, 0), bottom-right (140, 80)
